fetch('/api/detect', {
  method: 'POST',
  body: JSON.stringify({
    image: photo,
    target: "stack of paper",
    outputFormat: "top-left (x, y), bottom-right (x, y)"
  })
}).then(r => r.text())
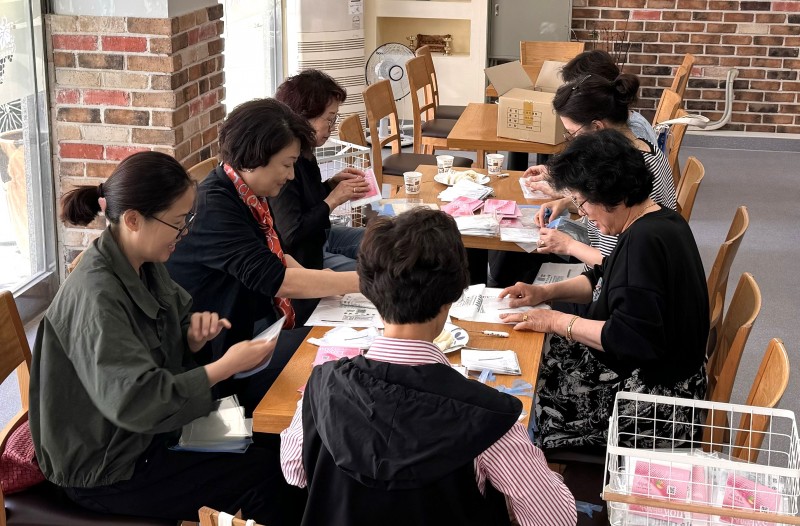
top-left (484, 199), bottom-right (521, 218)
top-left (442, 196), bottom-right (485, 216)
top-left (461, 349), bottom-right (522, 375)
top-left (307, 326), bottom-right (380, 349)
top-left (533, 262), bottom-right (586, 285)
top-left (454, 215), bottom-right (499, 237)
top-left (449, 283), bottom-right (548, 323)
top-left (438, 179), bottom-right (493, 202)
top-left (174, 396), bottom-right (252, 453)
top-left (305, 295), bottom-right (384, 328)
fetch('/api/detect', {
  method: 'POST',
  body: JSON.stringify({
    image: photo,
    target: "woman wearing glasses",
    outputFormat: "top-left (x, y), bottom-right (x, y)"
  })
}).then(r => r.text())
top-left (166, 98), bottom-right (360, 413)
top-left (271, 69), bottom-right (371, 272)
top-left (30, 151), bottom-right (305, 524)
top-left (500, 130), bottom-right (708, 451)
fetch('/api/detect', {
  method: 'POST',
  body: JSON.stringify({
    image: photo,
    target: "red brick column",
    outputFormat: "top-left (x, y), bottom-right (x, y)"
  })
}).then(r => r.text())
top-left (571, 1), bottom-right (800, 133)
top-left (46, 6), bottom-right (225, 269)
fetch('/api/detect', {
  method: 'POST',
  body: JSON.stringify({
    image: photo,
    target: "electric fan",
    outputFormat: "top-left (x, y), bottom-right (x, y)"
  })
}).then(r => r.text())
top-left (364, 42), bottom-right (415, 147)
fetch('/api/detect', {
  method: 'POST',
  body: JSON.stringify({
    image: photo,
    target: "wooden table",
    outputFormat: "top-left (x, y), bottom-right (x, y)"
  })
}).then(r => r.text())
top-left (253, 323), bottom-right (544, 434)
top-left (447, 103), bottom-right (563, 167)
top-left (394, 164), bottom-right (549, 252)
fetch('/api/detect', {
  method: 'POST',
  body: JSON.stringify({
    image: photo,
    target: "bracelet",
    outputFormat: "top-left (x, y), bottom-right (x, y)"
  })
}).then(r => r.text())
top-left (565, 315), bottom-right (580, 343)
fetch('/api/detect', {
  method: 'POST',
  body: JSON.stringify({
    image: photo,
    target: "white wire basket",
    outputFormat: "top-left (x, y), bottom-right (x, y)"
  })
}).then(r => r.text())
top-left (603, 392), bottom-right (800, 525)
top-left (315, 138), bottom-right (371, 228)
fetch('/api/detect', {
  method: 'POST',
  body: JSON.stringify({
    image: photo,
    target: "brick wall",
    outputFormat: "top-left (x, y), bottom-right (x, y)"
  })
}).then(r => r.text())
top-left (46, 5), bottom-right (226, 269)
top-left (571, 1), bottom-right (800, 133)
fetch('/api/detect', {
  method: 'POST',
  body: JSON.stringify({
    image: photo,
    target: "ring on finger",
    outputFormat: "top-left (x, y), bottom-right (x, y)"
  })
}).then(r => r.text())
top-left (522, 314), bottom-right (528, 322)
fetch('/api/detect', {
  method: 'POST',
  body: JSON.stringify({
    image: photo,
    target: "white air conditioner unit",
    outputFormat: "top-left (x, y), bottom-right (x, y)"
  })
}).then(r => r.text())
top-left (286, 0), bottom-right (366, 131)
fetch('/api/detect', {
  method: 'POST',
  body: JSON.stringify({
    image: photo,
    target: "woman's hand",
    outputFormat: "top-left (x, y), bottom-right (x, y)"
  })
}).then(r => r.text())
top-left (534, 197), bottom-right (570, 227)
top-left (325, 175), bottom-right (372, 210)
top-left (498, 282), bottom-right (549, 308)
top-left (535, 228), bottom-right (574, 256)
top-left (522, 164), bottom-right (549, 180)
top-left (188, 312), bottom-right (232, 352)
top-left (330, 167), bottom-right (366, 184)
top-left (500, 309), bottom-right (566, 333)
top-left (521, 165), bottom-right (561, 198)
top-left (205, 339), bottom-right (277, 386)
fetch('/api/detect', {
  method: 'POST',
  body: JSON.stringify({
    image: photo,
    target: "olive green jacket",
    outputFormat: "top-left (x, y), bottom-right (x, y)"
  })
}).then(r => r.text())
top-left (29, 229), bottom-right (214, 488)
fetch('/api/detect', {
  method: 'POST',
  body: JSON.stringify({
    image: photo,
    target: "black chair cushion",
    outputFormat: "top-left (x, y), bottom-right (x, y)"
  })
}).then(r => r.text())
top-left (4, 482), bottom-right (174, 526)
top-left (436, 105), bottom-right (466, 120)
top-left (382, 153), bottom-right (472, 176)
top-left (420, 118), bottom-right (457, 139)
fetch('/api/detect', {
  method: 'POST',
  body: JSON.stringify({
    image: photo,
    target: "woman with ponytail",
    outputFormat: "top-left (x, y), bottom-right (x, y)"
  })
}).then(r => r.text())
top-left (489, 73), bottom-right (678, 288)
top-left (29, 151), bottom-right (305, 524)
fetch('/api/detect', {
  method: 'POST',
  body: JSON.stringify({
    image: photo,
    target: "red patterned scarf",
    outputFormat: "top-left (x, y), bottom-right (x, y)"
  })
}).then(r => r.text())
top-left (224, 163), bottom-right (295, 329)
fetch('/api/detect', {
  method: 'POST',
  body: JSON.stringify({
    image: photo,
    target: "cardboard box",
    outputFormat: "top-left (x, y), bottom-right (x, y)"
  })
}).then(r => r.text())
top-left (485, 60), bottom-right (567, 145)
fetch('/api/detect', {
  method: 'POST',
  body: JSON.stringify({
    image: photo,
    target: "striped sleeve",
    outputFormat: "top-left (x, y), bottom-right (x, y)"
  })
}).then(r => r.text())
top-left (475, 423), bottom-right (577, 526)
top-left (279, 398), bottom-right (308, 488)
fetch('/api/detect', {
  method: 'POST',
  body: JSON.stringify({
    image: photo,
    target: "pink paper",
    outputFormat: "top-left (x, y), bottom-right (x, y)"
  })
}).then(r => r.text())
top-left (629, 460), bottom-right (692, 524)
top-left (484, 199), bottom-right (520, 217)
top-left (349, 169), bottom-right (382, 207)
top-left (312, 346), bottom-right (361, 366)
top-left (720, 473), bottom-right (781, 526)
top-left (442, 196), bottom-right (484, 216)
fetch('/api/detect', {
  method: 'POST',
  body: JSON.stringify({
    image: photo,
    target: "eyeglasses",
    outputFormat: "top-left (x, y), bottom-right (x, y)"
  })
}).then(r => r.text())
top-left (563, 123), bottom-right (589, 142)
top-left (570, 196), bottom-right (588, 216)
top-left (326, 113), bottom-right (340, 130)
top-left (151, 211), bottom-right (196, 239)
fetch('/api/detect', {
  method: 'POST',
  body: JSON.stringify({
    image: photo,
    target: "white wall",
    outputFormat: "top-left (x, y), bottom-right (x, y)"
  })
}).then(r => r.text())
top-left (52, 0), bottom-right (218, 18)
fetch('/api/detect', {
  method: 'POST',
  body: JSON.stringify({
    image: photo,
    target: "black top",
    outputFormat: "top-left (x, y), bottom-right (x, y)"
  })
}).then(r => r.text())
top-left (166, 166), bottom-right (286, 360)
top-left (301, 356), bottom-right (519, 526)
top-left (268, 155), bottom-right (332, 270)
top-left (585, 207), bottom-right (709, 385)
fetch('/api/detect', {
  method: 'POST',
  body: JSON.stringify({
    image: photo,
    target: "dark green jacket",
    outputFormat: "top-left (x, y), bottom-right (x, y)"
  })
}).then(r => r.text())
top-left (29, 229), bottom-right (214, 488)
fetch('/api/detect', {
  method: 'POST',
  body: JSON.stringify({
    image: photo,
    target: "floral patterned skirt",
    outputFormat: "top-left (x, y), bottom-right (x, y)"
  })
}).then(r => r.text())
top-left (534, 335), bottom-right (707, 451)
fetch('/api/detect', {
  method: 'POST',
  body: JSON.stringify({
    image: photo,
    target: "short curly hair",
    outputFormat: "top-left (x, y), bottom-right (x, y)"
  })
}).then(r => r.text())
top-left (547, 129), bottom-right (653, 209)
top-left (357, 209), bottom-right (469, 324)
top-left (275, 69), bottom-right (347, 120)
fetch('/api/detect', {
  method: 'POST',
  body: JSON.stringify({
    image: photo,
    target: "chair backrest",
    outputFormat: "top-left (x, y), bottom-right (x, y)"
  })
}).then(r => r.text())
top-left (0, 290), bottom-right (32, 452)
top-left (337, 114), bottom-right (368, 148)
top-left (730, 338), bottom-right (791, 463)
top-left (406, 55), bottom-right (437, 154)
top-left (198, 507), bottom-right (264, 526)
top-left (363, 79), bottom-right (403, 186)
top-left (415, 45), bottom-right (440, 109)
top-left (652, 88), bottom-right (682, 126)
top-left (676, 156), bottom-right (704, 222)
top-left (706, 272), bottom-right (761, 403)
top-left (706, 206), bottom-right (750, 355)
top-left (67, 248), bottom-right (87, 274)
top-left (187, 157), bottom-right (218, 183)
top-left (667, 108), bottom-right (689, 188)
top-left (519, 41), bottom-right (585, 82)
top-left (670, 53), bottom-right (695, 99)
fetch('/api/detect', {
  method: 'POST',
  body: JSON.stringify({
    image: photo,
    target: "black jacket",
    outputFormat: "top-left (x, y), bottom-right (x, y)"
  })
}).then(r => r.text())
top-left (268, 155), bottom-right (332, 270)
top-left (301, 356), bottom-right (521, 526)
top-left (166, 166), bottom-right (285, 361)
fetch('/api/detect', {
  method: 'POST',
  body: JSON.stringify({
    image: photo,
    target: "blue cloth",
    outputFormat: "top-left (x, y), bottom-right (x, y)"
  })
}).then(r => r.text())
top-left (628, 111), bottom-right (658, 145)
top-left (323, 226), bottom-right (364, 271)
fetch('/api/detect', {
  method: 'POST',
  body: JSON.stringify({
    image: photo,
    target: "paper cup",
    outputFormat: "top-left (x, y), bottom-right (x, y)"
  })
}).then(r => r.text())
top-left (403, 171), bottom-right (422, 194)
top-left (436, 155), bottom-right (454, 174)
top-left (486, 153), bottom-right (504, 176)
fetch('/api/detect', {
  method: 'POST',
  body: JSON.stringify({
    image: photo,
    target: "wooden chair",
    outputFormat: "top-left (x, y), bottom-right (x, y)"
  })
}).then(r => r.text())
top-left (729, 338), bottom-right (791, 463)
top-left (187, 157), bottom-right (218, 183)
top-left (407, 55), bottom-right (452, 155)
top-left (66, 249), bottom-right (86, 274)
top-left (337, 114), bottom-right (367, 148)
top-left (670, 53), bottom-right (695, 99)
top-left (703, 273), bottom-right (761, 453)
top-left (706, 206), bottom-right (749, 357)
top-left (198, 507), bottom-right (263, 526)
top-left (0, 291), bottom-right (172, 526)
top-left (676, 156), bottom-right (704, 222)
top-left (667, 108), bottom-right (689, 188)
top-left (652, 88), bottom-right (682, 126)
top-left (415, 45), bottom-right (465, 120)
top-left (363, 79), bottom-right (471, 188)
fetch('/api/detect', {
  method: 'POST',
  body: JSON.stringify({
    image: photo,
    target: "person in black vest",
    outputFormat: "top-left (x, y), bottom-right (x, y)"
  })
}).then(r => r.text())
top-left (280, 209), bottom-right (576, 526)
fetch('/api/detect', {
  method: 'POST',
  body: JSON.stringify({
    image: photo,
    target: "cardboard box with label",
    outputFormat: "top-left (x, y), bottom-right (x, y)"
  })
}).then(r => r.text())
top-left (485, 60), bottom-right (567, 145)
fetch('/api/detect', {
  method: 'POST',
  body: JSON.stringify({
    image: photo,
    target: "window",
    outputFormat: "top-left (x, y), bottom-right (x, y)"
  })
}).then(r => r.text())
top-left (0, 0), bottom-right (57, 322)
top-left (222, 0), bottom-right (283, 109)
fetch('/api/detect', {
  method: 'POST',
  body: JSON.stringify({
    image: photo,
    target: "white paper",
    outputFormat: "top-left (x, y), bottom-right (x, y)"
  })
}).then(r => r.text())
top-left (232, 315), bottom-right (284, 379)
top-left (532, 262), bottom-right (586, 285)
top-left (307, 326), bottom-right (379, 349)
top-left (438, 179), bottom-right (493, 202)
top-left (500, 226), bottom-right (540, 243)
top-left (305, 296), bottom-right (384, 328)
top-left (449, 284), bottom-right (549, 323)
top-left (454, 215), bottom-right (499, 237)
top-left (461, 349), bottom-right (521, 375)
top-left (519, 178), bottom-right (551, 200)
top-left (174, 396), bottom-right (253, 453)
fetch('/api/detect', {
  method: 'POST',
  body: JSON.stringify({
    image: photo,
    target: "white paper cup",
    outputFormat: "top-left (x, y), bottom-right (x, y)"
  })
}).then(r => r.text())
top-left (486, 153), bottom-right (505, 176)
top-left (403, 171), bottom-right (422, 194)
top-left (436, 155), bottom-right (454, 174)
